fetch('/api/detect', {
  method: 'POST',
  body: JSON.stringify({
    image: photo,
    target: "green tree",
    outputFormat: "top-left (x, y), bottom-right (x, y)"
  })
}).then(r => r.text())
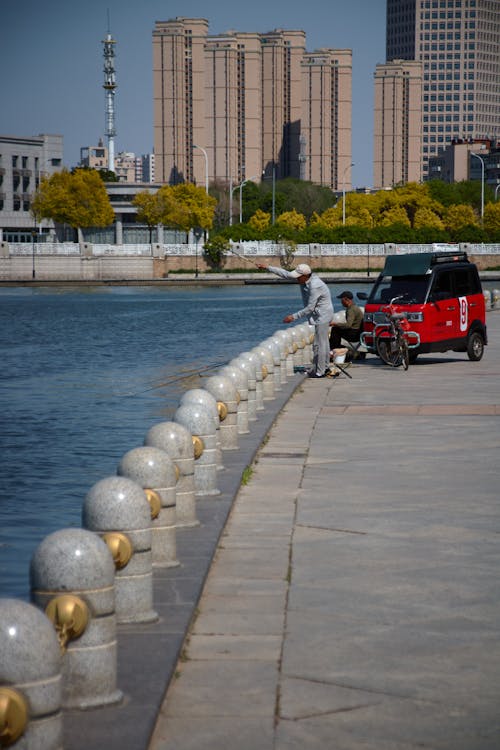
top-left (32, 168), bottom-right (114, 240)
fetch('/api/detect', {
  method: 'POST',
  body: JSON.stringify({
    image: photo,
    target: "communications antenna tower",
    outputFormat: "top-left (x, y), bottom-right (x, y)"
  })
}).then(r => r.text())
top-left (102, 12), bottom-right (117, 172)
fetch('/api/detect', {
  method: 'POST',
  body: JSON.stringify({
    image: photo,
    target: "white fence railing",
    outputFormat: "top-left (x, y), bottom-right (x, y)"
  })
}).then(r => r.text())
top-left (5, 241), bottom-right (500, 257)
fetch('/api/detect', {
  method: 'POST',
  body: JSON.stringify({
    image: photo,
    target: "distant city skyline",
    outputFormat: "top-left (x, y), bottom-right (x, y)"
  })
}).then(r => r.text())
top-left (0, 0), bottom-right (386, 188)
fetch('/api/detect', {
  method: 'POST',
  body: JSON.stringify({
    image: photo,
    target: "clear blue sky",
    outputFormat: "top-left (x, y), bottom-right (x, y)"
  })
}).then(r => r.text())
top-left (1, 0), bottom-right (386, 188)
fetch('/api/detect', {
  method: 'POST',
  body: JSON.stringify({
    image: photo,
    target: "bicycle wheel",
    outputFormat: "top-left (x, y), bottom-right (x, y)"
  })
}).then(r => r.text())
top-left (376, 335), bottom-right (403, 367)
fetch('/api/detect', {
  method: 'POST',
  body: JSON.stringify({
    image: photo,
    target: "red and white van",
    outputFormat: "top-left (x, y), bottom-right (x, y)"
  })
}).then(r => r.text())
top-left (360, 251), bottom-right (487, 363)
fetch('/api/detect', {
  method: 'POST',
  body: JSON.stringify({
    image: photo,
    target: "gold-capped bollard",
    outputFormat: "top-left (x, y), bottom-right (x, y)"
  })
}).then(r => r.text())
top-left (30, 528), bottom-right (123, 709)
top-left (83, 476), bottom-right (158, 623)
top-left (144, 421), bottom-right (200, 529)
top-left (117, 446), bottom-right (180, 569)
top-left (0, 598), bottom-right (62, 747)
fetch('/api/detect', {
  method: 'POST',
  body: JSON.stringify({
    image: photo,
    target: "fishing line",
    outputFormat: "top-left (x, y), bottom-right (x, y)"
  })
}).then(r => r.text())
top-left (121, 359), bottom-right (230, 397)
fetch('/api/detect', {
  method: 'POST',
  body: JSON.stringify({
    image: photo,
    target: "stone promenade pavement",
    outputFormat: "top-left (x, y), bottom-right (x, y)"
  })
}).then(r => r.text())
top-left (150, 314), bottom-right (500, 750)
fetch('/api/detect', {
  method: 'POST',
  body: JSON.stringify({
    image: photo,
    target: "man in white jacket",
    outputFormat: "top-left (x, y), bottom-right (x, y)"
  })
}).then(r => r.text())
top-left (257, 262), bottom-right (334, 378)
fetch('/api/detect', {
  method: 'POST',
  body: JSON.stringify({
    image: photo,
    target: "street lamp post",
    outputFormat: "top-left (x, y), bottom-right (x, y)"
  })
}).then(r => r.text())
top-left (238, 176), bottom-right (258, 224)
top-left (193, 226), bottom-right (203, 278)
top-left (342, 162), bottom-right (354, 226)
top-left (31, 229), bottom-right (37, 279)
top-left (495, 184), bottom-right (500, 201)
top-left (193, 144), bottom-right (209, 194)
top-left (471, 152), bottom-right (485, 219)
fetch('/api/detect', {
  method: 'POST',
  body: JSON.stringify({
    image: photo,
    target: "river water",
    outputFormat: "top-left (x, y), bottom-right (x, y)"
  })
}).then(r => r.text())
top-left (0, 281), bottom-right (372, 600)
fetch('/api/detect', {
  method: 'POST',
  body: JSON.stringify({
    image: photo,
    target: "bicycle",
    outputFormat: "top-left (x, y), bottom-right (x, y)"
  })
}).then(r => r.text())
top-left (369, 296), bottom-right (420, 370)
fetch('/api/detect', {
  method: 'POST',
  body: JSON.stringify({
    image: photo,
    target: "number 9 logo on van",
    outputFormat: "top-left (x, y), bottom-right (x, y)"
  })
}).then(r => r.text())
top-left (459, 296), bottom-right (468, 332)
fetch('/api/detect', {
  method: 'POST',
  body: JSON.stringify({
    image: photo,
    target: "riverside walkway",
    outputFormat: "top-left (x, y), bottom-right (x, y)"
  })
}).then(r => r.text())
top-left (63, 314), bottom-right (500, 750)
top-left (149, 314), bottom-right (500, 750)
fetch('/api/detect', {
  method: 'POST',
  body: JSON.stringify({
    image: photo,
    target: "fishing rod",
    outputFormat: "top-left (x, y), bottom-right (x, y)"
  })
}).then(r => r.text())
top-left (227, 245), bottom-right (262, 268)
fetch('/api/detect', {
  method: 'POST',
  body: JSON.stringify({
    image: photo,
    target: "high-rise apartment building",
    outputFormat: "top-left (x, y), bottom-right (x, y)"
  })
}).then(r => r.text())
top-left (301, 49), bottom-right (353, 189)
top-left (385, 0), bottom-right (500, 179)
top-left (152, 18), bottom-right (352, 192)
top-left (373, 60), bottom-right (422, 188)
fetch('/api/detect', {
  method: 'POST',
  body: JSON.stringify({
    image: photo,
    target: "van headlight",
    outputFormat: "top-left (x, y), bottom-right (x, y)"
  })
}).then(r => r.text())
top-left (406, 312), bottom-right (424, 322)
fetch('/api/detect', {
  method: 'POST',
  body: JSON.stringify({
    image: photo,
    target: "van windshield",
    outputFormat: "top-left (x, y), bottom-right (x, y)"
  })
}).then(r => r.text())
top-left (368, 275), bottom-right (430, 305)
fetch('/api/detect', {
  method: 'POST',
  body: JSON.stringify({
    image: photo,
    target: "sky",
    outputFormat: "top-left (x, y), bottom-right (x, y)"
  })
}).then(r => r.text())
top-left (0, 0), bottom-right (386, 188)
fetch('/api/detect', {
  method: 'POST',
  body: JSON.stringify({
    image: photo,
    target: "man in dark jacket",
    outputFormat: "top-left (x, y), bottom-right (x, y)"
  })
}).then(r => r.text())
top-left (329, 291), bottom-right (364, 351)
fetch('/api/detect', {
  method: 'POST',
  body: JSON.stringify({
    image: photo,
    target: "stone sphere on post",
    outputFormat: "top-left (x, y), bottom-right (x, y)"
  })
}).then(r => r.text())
top-left (274, 328), bottom-right (295, 376)
top-left (230, 356), bottom-right (257, 420)
top-left (0, 598), bottom-right (62, 749)
top-left (203, 374), bottom-right (239, 450)
top-left (240, 350), bottom-right (265, 411)
top-left (174, 403), bottom-right (220, 496)
top-left (219, 364), bottom-right (249, 434)
top-left (290, 325), bottom-right (306, 365)
top-left (144, 421), bottom-right (198, 528)
top-left (252, 343), bottom-right (276, 400)
top-left (82, 476), bottom-right (158, 624)
top-left (261, 338), bottom-right (283, 390)
top-left (117, 446), bottom-right (179, 569)
top-left (30, 527), bottom-right (123, 709)
top-left (179, 388), bottom-right (223, 470)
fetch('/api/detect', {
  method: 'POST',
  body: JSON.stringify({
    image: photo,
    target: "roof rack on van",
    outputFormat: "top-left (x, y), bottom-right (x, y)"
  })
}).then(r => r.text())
top-left (430, 250), bottom-right (468, 264)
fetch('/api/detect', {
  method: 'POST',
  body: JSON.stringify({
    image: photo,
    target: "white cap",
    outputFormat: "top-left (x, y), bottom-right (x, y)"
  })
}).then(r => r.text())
top-left (290, 263), bottom-right (312, 278)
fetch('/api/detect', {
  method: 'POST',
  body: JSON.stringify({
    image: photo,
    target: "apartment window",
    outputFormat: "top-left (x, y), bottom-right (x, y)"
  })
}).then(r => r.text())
top-left (12, 155), bottom-right (18, 167)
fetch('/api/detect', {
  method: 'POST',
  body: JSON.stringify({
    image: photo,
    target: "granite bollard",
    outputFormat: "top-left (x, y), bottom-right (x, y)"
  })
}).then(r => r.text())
top-left (144, 421), bottom-right (199, 528)
top-left (229, 356), bottom-right (257, 421)
top-left (202, 374), bottom-right (239, 450)
top-left (252, 344), bottom-right (276, 400)
top-left (117, 446), bottom-right (179, 568)
top-left (30, 528), bottom-right (123, 709)
top-left (240, 350), bottom-right (265, 411)
top-left (219, 364), bottom-right (249, 434)
top-left (82, 477), bottom-right (158, 624)
top-left (179, 388), bottom-right (224, 470)
top-left (0, 598), bottom-right (62, 749)
top-left (261, 337), bottom-right (283, 390)
top-left (174, 403), bottom-right (220, 496)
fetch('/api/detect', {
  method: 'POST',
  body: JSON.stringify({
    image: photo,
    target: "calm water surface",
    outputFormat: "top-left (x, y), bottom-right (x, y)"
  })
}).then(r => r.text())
top-left (0, 282), bottom-right (374, 600)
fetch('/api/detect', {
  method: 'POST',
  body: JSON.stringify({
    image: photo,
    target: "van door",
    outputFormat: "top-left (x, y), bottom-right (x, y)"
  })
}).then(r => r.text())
top-left (428, 269), bottom-right (458, 344)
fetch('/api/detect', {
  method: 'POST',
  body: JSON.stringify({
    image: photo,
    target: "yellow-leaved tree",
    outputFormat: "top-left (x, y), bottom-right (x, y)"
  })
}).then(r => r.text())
top-left (483, 202), bottom-right (500, 234)
top-left (133, 191), bottom-right (164, 245)
top-left (275, 208), bottom-right (307, 232)
top-left (443, 204), bottom-right (479, 232)
top-left (248, 209), bottom-right (271, 232)
top-left (32, 168), bottom-right (115, 241)
top-left (157, 183), bottom-right (217, 236)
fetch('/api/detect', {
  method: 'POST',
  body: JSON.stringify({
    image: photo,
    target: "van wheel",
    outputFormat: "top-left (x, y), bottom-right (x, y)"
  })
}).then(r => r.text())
top-left (467, 331), bottom-right (484, 361)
